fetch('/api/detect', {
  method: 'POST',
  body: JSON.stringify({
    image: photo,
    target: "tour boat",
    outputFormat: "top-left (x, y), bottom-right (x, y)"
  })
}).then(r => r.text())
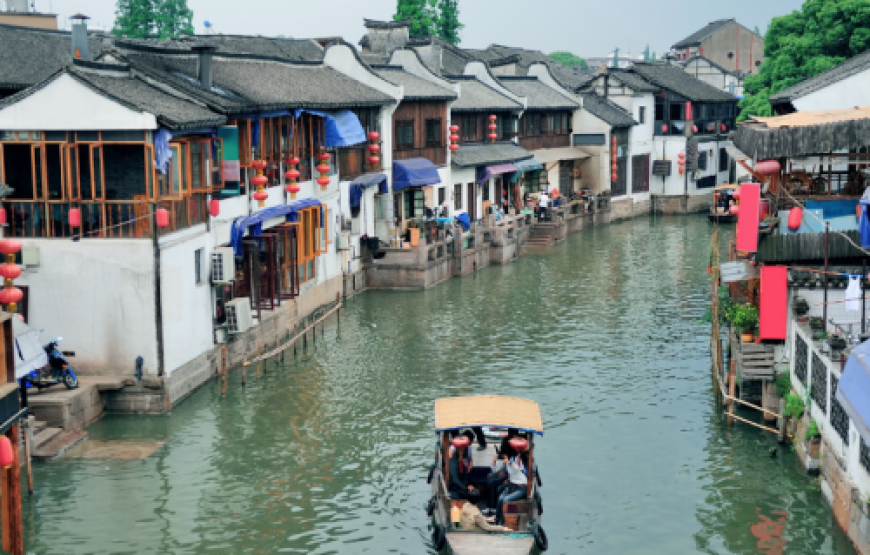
top-left (709, 184), bottom-right (738, 223)
top-left (426, 395), bottom-right (547, 554)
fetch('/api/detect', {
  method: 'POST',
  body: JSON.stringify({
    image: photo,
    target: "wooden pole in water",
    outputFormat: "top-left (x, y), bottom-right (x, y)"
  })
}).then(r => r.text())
top-left (220, 345), bottom-right (228, 396)
top-left (777, 398), bottom-right (786, 444)
top-left (256, 337), bottom-right (262, 378)
top-left (727, 358), bottom-right (736, 426)
top-left (23, 418), bottom-right (33, 495)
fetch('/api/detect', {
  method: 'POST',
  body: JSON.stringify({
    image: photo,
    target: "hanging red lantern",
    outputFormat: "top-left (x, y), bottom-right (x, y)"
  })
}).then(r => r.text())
top-left (155, 208), bottom-right (169, 228)
top-left (449, 124), bottom-right (459, 133)
top-left (368, 143), bottom-right (381, 154)
top-left (448, 125), bottom-right (460, 153)
top-left (208, 199), bottom-right (220, 218)
top-left (692, 125), bottom-right (698, 133)
top-left (251, 159), bottom-right (269, 207)
top-left (0, 263), bottom-right (20, 281)
top-left (0, 208), bottom-right (7, 226)
top-left (285, 156), bottom-right (301, 199)
top-left (0, 436), bottom-right (13, 469)
top-left (286, 182), bottom-right (301, 196)
top-left (316, 176), bottom-right (331, 188)
top-left (788, 207), bottom-right (803, 231)
top-left (662, 124), bottom-right (668, 133)
top-left (0, 239), bottom-right (20, 256)
top-left (677, 152), bottom-right (685, 159)
top-left (367, 131), bottom-right (380, 142)
top-left (0, 287), bottom-right (23, 305)
top-left (611, 172), bottom-right (618, 181)
top-left (449, 133), bottom-right (459, 142)
top-left (368, 155), bottom-right (380, 165)
top-left (252, 190), bottom-right (269, 202)
top-left (68, 207), bottom-right (81, 228)
top-left (449, 143), bottom-right (459, 152)
top-left (316, 151), bottom-right (331, 191)
top-left (730, 205), bottom-right (740, 216)
top-left (755, 160), bottom-right (781, 176)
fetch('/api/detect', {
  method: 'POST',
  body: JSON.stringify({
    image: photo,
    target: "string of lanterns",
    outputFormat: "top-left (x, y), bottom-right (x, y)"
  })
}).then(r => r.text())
top-left (0, 237), bottom-right (22, 312)
top-left (611, 135), bottom-right (618, 183)
top-left (285, 156), bottom-right (301, 200)
top-left (368, 132), bottom-right (380, 169)
top-left (316, 149), bottom-right (331, 191)
top-left (488, 115), bottom-right (498, 143)
top-left (448, 125), bottom-right (459, 153)
top-left (677, 152), bottom-right (686, 177)
top-left (251, 160), bottom-right (269, 207)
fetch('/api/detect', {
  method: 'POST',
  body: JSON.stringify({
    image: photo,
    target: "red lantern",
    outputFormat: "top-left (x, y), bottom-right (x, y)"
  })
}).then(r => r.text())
top-left (0, 436), bottom-right (13, 469)
top-left (755, 159), bottom-right (781, 176)
top-left (0, 263), bottom-right (20, 280)
top-left (677, 152), bottom-right (685, 159)
top-left (730, 205), bottom-right (740, 216)
top-left (449, 125), bottom-right (459, 133)
top-left (252, 190), bottom-right (269, 202)
top-left (0, 208), bottom-right (7, 226)
top-left (316, 152), bottom-right (330, 163)
top-left (368, 143), bottom-right (381, 154)
top-left (788, 207), bottom-right (803, 231)
top-left (0, 287), bottom-right (23, 305)
top-left (285, 169), bottom-right (300, 181)
top-left (509, 437), bottom-right (529, 452)
top-left (692, 125), bottom-right (698, 133)
top-left (317, 176), bottom-right (330, 188)
top-left (68, 207), bottom-right (81, 228)
top-left (611, 172), bottom-right (618, 181)
top-left (286, 156), bottom-right (300, 167)
top-left (251, 174), bottom-right (269, 187)
top-left (488, 133), bottom-right (498, 141)
top-left (662, 124), bottom-right (668, 133)
top-left (208, 199), bottom-right (220, 218)
top-left (155, 208), bottom-right (169, 228)
top-left (367, 131), bottom-right (380, 142)
top-left (488, 124), bottom-right (497, 131)
top-left (449, 134), bottom-right (459, 142)
top-left (316, 164), bottom-right (331, 176)
top-left (368, 156), bottom-right (380, 165)
top-left (251, 159), bottom-right (267, 171)
top-left (449, 144), bottom-right (459, 152)
top-left (0, 239), bottom-right (20, 256)
top-left (451, 436), bottom-right (471, 449)
top-left (286, 182), bottom-right (301, 196)
top-left (489, 115), bottom-right (497, 122)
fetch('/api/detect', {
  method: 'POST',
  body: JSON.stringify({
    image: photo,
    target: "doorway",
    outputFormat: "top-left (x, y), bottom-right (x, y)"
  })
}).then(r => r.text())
top-left (466, 182), bottom-right (476, 221)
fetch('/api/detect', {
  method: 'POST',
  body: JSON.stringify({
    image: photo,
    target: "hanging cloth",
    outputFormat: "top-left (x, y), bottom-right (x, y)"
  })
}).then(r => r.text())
top-left (846, 277), bottom-right (863, 313)
top-left (860, 190), bottom-right (870, 248)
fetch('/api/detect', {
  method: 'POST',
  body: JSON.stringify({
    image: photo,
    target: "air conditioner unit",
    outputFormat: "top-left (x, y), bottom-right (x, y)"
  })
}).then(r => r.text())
top-left (211, 247), bottom-right (236, 283)
top-left (225, 298), bottom-right (252, 334)
top-left (337, 232), bottom-right (350, 251)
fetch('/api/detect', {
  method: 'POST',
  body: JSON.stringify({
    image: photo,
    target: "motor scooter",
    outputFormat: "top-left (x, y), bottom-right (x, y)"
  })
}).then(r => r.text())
top-left (23, 337), bottom-right (79, 391)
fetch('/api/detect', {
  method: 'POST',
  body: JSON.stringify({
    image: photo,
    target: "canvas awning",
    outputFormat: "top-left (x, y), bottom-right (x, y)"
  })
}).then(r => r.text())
top-left (533, 147), bottom-right (590, 166)
top-left (836, 340), bottom-right (870, 446)
top-left (12, 318), bottom-right (46, 380)
top-left (434, 395), bottom-right (544, 436)
top-left (510, 158), bottom-right (544, 183)
top-left (349, 173), bottom-right (387, 208)
top-left (229, 199), bottom-right (321, 256)
top-left (476, 163), bottom-right (517, 184)
top-left (392, 158), bottom-right (441, 191)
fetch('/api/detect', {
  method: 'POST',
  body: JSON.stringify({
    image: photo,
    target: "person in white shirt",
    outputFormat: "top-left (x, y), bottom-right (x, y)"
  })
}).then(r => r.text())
top-left (493, 439), bottom-right (529, 525)
top-left (538, 191), bottom-right (549, 221)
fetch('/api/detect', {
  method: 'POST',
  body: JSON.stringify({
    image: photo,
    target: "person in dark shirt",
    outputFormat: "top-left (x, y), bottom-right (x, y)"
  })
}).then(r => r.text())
top-left (448, 436), bottom-right (475, 500)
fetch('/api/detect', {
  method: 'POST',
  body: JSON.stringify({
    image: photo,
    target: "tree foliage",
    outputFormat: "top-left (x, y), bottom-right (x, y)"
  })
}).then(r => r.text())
top-left (113, 0), bottom-right (193, 39)
top-left (548, 51), bottom-right (589, 70)
top-left (394, 0), bottom-right (439, 39)
top-left (436, 0), bottom-right (463, 46)
top-left (740, 0), bottom-right (870, 121)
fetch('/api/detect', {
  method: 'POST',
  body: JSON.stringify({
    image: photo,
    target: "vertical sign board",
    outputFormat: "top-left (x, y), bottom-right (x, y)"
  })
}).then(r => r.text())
top-left (736, 183), bottom-right (761, 253)
top-left (759, 266), bottom-right (788, 340)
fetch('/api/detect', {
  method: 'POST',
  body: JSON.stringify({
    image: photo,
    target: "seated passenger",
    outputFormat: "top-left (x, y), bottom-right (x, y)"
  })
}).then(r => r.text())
top-left (448, 436), bottom-right (476, 500)
top-left (460, 490), bottom-right (510, 533)
top-left (487, 429), bottom-right (520, 514)
top-left (494, 438), bottom-right (530, 526)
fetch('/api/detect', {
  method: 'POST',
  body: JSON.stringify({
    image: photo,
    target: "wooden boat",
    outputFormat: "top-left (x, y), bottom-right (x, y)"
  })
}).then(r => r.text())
top-left (426, 395), bottom-right (547, 554)
top-left (710, 184), bottom-right (738, 223)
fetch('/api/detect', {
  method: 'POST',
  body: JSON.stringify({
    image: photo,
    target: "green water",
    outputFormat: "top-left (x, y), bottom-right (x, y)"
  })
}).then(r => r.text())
top-left (22, 216), bottom-right (856, 554)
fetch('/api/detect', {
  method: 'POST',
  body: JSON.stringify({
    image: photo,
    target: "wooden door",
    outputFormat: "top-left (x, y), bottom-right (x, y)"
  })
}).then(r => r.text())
top-left (467, 182), bottom-right (476, 222)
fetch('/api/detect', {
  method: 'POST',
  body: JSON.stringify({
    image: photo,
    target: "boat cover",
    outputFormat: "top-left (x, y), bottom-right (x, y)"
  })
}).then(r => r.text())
top-left (434, 395), bottom-right (544, 436)
top-left (13, 317), bottom-right (46, 380)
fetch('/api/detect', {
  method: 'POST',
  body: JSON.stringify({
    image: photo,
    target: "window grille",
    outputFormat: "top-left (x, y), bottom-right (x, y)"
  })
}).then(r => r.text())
top-left (811, 352), bottom-right (827, 413)
top-left (795, 335), bottom-right (808, 384)
top-left (830, 374), bottom-right (849, 444)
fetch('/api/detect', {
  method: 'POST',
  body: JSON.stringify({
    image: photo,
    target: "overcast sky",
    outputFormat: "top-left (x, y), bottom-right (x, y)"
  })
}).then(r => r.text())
top-left (37, 0), bottom-right (804, 57)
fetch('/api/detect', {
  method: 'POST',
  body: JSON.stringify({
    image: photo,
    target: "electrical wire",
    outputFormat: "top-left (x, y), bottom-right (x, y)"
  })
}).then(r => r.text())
top-left (777, 185), bottom-right (870, 257)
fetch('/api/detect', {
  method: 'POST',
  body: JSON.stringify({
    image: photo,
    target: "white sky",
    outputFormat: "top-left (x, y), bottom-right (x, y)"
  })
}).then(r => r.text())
top-left (36, 0), bottom-right (803, 58)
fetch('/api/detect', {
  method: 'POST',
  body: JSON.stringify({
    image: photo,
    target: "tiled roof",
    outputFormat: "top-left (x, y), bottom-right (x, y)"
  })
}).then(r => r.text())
top-left (122, 50), bottom-right (395, 113)
top-left (451, 141), bottom-right (533, 168)
top-left (580, 93), bottom-right (636, 127)
top-left (115, 35), bottom-right (324, 62)
top-left (408, 35), bottom-right (474, 76)
top-left (450, 76), bottom-right (522, 112)
top-left (0, 24), bottom-right (106, 89)
top-left (606, 69), bottom-right (660, 93)
top-left (770, 50), bottom-right (870, 105)
top-left (372, 66), bottom-right (456, 101)
top-left (497, 77), bottom-right (578, 111)
top-left (673, 19), bottom-right (740, 49)
top-left (682, 55), bottom-right (740, 78)
top-left (0, 62), bottom-right (225, 130)
top-left (628, 63), bottom-right (737, 102)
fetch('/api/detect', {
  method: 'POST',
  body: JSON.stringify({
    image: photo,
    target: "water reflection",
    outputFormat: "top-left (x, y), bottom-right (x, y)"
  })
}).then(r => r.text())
top-left (21, 215), bottom-right (857, 554)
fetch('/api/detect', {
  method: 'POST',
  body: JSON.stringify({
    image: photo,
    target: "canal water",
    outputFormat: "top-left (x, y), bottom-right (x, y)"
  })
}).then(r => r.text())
top-left (22, 215), bottom-right (856, 554)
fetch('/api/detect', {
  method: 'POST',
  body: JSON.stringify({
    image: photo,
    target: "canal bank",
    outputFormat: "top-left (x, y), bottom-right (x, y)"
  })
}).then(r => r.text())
top-left (18, 215), bottom-right (855, 554)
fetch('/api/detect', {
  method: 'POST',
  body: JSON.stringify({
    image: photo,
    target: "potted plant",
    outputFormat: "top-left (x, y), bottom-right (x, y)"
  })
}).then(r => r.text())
top-left (806, 418), bottom-right (822, 458)
top-left (730, 304), bottom-right (759, 342)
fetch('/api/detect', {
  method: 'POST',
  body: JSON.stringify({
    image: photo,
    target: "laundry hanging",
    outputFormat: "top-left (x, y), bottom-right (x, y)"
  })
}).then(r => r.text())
top-left (846, 276), bottom-right (863, 312)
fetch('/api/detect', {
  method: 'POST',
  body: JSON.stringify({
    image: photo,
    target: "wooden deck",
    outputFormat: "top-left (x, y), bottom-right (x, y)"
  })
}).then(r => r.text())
top-left (729, 332), bottom-right (776, 381)
top-left (447, 532), bottom-right (534, 554)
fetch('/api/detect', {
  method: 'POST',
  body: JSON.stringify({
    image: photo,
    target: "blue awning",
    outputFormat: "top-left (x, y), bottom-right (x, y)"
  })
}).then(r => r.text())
top-left (510, 158), bottom-right (544, 183)
top-left (393, 158), bottom-right (441, 191)
top-left (836, 339), bottom-right (870, 445)
top-left (229, 199), bottom-right (321, 256)
top-left (232, 109), bottom-right (366, 148)
top-left (349, 173), bottom-right (387, 208)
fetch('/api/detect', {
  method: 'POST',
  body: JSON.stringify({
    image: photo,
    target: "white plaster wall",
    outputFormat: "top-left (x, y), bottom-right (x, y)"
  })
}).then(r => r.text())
top-left (17, 238), bottom-right (159, 376)
top-left (574, 107), bottom-right (611, 194)
top-left (158, 225), bottom-right (214, 375)
top-left (323, 44), bottom-right (403, 101)
top-left (0, 73), bottom-right (157, 131)
top-left (212, 194), bottom-right (249, 248)
top-left (450, 166), bottom-right (475, 217)
top-left (654, 137), bottom-right (688, 196)
top-left (792, 70), bottom-right (870, 112)
top-left (628, 94), bottom-right (655, 203)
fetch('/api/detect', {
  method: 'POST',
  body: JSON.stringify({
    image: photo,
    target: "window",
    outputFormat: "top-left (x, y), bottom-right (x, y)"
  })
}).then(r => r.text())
top-left (719, 148), bottom-right (729, 172)
top-left (454, 183), bottom-right (462, 210)
top-left (426, 118), bottom-right (442, 147)
top-left (523, 113), bottom-right (541, 136)
top-left (403, 189), bottom-right (424, 219)
top-left (654, 102), bottom-right (664, 122)
top-left (438, 187), bottom-right (446, 207)
top-left (503, 115), bottom-right (518, 139)
top-left (811, 352), bottom-right (827, 413)
top-left (697, 151), bottom-right (708, 171)
top-left (194, 248), bottom-right (203, 285)
top-left (295, 206), bottom-right (322, 284)
top-left (669, 103), bottom-right (684, 121)
top-left (638, 106), bottom-right (646, 124)
top-left (396, 120), bottom-right (414, 149)
top-left (460, 116), bottom-right (477, 141)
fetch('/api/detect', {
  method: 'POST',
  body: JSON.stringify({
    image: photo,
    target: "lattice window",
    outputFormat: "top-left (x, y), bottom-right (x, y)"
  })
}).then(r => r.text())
top-left (795, 335), bottom-right (808, 384)
top-left (830, 375), bottom-right (849, 445)
top-left (811, 352), bottom-right (827, 413)
top-left (862, 437), bottom-right (870, 474)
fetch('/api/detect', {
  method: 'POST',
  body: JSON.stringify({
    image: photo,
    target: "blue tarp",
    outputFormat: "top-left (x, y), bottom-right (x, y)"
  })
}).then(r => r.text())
top-left (861, 195), bottom-right (870, 248)
top-left (455, 213), bottom-right (471, 231)
top-left (155, 129), bottom-right (173, 174)
top-left (393, 158), bottom-right (441, 191)
top-left (510, 158), bottom-right (544, 184)
top-left (294, 109), bottom-right (366, 148)
top-left (229, 199), bottom-right (321, 256)
top-left (806, 199), bottom-right (860, 220)
top-left (349, 173), bottom-right (387, 208)
top-left (837, 339), bottom-right (870, 445)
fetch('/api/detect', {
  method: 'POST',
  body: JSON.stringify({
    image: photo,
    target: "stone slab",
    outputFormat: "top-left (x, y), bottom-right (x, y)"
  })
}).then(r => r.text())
top-left (63, 440), bottom-right (165, 460)
top-left (33, 429), bottom-right (88, 459)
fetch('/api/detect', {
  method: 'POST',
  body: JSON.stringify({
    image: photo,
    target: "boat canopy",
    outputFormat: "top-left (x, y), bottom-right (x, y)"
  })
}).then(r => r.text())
top-left (713, 184), bottom-right (738, 192)
top-left (434, 395), bottom-right (544, 436)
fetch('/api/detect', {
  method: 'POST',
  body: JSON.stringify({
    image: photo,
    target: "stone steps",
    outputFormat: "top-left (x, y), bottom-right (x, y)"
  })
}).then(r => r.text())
top-left (32, 430), bottom-right (88, 460)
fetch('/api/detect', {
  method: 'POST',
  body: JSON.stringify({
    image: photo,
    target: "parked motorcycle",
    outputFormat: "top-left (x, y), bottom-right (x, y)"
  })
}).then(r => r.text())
top-left (23, 337), bottom-right (79, 391)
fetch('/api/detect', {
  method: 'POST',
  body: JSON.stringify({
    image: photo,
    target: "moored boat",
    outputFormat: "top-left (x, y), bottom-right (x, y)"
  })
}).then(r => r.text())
top-left (710, 184), bottom-right (738, 223)
top-left (426, 395), bottom-right (547, 554)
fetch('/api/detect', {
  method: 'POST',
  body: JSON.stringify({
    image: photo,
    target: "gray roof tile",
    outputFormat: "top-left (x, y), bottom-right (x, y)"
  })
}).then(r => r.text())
top-left (628, 63), bottom-right (737, 102)
top-left (451, 141), bottom-right (533, 168)
top-left (451, 76), bottom-right (522, 112)
top-left (497, 77), bottom-right (579, 111)
top-left (580, 93), bottom-right (636, 127)
top-left (606, 69), bottom-right (660, 93)
top-left (0, 24), bottom-right (106, 89)
top-left (770, 49), bottom-right (870, 105)
top-left (372, 66), bottom-right (456, 100)
top-left (116, 35), bottom-right (324, 62)
top-left (673, 19), bottom-right (736, 49)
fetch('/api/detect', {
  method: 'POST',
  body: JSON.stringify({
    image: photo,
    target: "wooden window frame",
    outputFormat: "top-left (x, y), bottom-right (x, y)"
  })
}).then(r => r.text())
top-left (396, 120), bottom-right (415, 150)
top-left (425, 118), bottom-right (442, 147)
top-left (188, 140), bottom-right (211, 193)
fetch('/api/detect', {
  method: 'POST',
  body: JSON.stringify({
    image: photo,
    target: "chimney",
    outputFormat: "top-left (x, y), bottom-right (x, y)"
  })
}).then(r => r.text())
top-left (70, 13), bottom-right (90, 61)
top-left (6, 0), bottom-right (27, 12)
top-left (361, 19), bottom-right (410, 55)
top-left (193, 46), bottom-right (217, 90)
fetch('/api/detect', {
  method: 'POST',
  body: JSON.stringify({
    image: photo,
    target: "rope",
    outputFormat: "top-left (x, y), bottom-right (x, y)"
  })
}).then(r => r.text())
top-left (712, 351), bottom-right (784, 419)
top-left (777, 186), bottom-right (870, 257)
top-left (75, 212), bottom-right (153, 239)
top-left (243, 301), bottom-right (341, 366)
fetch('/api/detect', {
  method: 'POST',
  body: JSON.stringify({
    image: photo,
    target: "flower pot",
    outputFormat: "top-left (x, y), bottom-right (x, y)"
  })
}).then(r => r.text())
top-left (741, 333), bottom-right (754, 343)
top-left (807, 436), bottom-right (821, 459)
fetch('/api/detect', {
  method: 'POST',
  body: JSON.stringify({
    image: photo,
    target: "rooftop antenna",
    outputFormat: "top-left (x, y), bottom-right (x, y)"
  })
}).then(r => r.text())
top-left (204, 20), bottom-right (214, 35)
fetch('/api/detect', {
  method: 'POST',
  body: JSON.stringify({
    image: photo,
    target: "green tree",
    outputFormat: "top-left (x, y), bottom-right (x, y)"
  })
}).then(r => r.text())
top-left (436, 0), bottom-right (462, 46)
top-left (739, 0), bottom-right (870, 121)
top-left (548, 51), bottom-right (589, 70)
top-left (155, 0), bottom-right (194, 39)
top-left (394, 0), bottom-right (438, 38)
top-left (112, 0), bottom-right (158, 38)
